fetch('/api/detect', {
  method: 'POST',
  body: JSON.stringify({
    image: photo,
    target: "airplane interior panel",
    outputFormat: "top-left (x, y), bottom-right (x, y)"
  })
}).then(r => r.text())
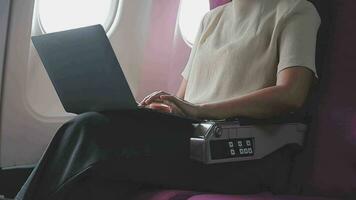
top-left (0, 0), bottom-right (10, 100)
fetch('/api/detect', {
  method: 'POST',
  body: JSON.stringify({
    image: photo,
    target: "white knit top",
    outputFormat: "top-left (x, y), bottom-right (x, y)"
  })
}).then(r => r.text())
top-left (182, 0), bottom-right (320, 104)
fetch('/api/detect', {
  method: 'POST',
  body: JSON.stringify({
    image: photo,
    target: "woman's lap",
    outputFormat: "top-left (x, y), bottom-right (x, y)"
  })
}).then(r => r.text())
top-left (17, 111), bottom-right (197, 199)
top-left (16, 111), bottom-right (294, 200)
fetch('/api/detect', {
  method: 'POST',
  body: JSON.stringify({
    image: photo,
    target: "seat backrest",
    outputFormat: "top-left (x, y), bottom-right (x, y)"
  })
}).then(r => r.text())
top-left (292, 0), bottom-right (356, 198)
top-left (209, 0), bottom-right (231, 10)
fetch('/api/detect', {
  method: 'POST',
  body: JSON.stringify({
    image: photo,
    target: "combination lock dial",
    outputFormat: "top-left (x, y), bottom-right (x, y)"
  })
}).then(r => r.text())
top-left (214, 125), bottom-right (222, 137)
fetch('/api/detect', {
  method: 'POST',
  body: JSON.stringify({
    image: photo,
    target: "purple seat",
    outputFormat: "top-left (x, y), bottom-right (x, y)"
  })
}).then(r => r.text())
top-left (209, 0), bottom-right (231, 10)
top-left (291, 0), bottom-right (356, 198)
top-left (132, 190), bottom-right (338, 200)
top-left (131, 0), bottom-right (356, 199)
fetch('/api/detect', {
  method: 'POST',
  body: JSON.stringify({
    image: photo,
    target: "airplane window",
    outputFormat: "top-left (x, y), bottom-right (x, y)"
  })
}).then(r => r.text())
top-left (38, 0), bottom-right (119, 33)
top-left (179, 0), bottom-right (210, 46)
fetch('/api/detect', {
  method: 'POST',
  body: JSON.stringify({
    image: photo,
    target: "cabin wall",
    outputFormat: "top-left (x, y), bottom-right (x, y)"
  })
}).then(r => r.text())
top-left (0, 0), bottom-right (11, 103)
top-left (0, 0), bottom-right (192, 167)
top-left (1, 0), bottom-right (39, 167)
top-left (138, 0), bottom-right (190, 100)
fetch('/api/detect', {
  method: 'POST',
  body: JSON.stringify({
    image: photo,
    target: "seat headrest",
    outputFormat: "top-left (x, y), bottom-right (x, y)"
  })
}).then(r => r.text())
top-left (210, 0), bottom-right (232, 10)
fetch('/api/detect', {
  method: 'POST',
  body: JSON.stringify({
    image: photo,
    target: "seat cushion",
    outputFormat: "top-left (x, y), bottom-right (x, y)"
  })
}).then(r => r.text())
top-left (133, 190), bottom-right (339, 200)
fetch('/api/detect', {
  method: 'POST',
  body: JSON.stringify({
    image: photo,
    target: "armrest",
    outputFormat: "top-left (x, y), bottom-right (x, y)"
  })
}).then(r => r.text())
top-left (225, 112), bottom-right (311, 126)
top-left (190, 113), bottom-right (308, 164)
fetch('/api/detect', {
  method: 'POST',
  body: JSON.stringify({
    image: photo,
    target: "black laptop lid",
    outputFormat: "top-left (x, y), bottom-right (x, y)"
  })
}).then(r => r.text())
top-left (31, 25), bottom-right (137, 114)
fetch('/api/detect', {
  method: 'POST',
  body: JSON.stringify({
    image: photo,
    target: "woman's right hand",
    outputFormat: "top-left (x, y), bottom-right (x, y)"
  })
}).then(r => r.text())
top-left (139, 91), bottom-right (186, 116)
top-left (138, 91), bottom-right (170, 107)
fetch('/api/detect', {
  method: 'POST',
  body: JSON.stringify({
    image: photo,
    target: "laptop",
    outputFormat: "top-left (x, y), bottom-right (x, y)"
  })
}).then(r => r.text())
top-left (31, 25), bottom-right (201, 123)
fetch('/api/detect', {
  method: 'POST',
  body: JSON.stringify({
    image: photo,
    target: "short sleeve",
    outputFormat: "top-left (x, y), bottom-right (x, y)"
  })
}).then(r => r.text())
top-left (181, 15), bottom-right (207, 80)
top-left (277, 2), bottom-right (321, 78)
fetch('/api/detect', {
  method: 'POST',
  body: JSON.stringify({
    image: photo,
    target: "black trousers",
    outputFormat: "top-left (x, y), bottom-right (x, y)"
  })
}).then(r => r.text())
top-left (16, 111), bottom-right (297, 200)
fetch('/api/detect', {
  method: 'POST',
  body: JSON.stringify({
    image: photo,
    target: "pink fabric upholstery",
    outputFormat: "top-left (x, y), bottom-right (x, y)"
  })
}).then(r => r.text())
top-left (209, 0), bottom-right (231, 10)
top-left (133, 190), bottom-right (339, 200)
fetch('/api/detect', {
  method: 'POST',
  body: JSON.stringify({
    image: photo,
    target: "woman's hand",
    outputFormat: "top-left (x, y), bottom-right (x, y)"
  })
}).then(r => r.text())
top-left (139, 91), bottom-right (169, 107)
top-left (139, 91), bottom-right (186, 116)
top-left (139, 91), bottom-right (202, 118)
top-left (159, 95), bottom-right (202, 118)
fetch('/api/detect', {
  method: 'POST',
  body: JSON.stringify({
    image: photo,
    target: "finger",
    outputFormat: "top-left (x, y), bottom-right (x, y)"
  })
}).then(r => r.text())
top-left (140, 91), bottom-right (159, 106)
top-left (139, 92), bottom-right (157, 106)
top-left (136, 101), bottom-right (146, 107)
top-left (148, 103), bottom-right (172, 113)
top-left (171, 104), bottom-right (186, 116)
top-left (145, 91), bottom-right (169, 105)
top-left (160, 96), bottom-right (186, 113)
top-left (162, 100), bottom-right (186, 117)
top-left (160, 95), bottom-right (182, 106)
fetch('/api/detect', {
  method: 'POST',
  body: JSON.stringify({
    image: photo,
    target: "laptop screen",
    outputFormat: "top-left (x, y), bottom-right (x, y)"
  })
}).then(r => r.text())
top-left (31, 25), bottom-right (137, 114)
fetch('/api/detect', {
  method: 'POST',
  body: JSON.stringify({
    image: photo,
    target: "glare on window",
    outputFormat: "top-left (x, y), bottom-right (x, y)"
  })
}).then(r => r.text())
top-left (38, 0), bottom-right (115, 33)
top-left (179, 0), bottom-right (210, 45)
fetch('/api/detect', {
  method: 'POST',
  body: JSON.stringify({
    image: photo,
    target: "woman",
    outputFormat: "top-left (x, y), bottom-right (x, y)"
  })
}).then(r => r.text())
top-left (16, 0), bottom-right (320, 199)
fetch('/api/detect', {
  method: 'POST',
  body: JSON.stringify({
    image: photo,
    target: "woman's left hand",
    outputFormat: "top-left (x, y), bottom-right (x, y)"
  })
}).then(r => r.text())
top-left (159, 95), bottom-right (202, 119)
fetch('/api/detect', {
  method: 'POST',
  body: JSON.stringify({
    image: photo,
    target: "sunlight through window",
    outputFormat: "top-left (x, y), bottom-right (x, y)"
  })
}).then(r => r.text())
top-left (38, 0), bottom-right (117, 33)
top-left (179, 0), bottom-right (210, 46)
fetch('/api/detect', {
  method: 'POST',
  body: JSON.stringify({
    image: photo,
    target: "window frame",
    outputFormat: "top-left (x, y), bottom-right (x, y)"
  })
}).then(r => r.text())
top-left (178, 0), bottom-right (210, 47)
top-left (36, 0), bottom-right (120, 34)
top-left (26, 0), bottom-right (122, 121)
